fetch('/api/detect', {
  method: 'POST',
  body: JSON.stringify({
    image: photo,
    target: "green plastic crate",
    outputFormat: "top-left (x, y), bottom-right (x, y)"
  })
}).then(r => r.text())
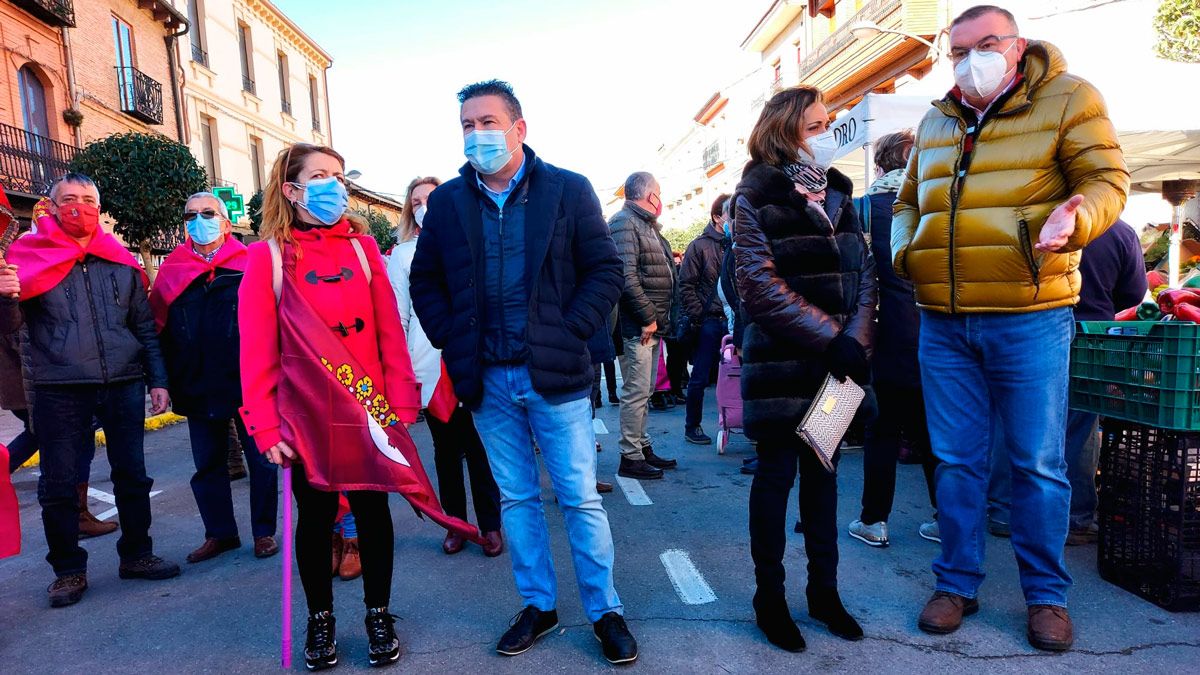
top-left (1069, 321), bottom-right (1200, 430)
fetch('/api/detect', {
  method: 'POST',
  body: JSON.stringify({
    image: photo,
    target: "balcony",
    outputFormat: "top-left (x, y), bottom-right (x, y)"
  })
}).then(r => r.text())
top-left (0, 122), bottom-right (77, 197)
top-left (11, 0), bottom-right (75, 27)
top-left (191, 43), bottom-right (209, 68)
top-left (211, 177), bottom-right (238, 191)
top-left (312, 118), bottom-right (322, 133)
top-left (242, 76), bottom-right (256, 96)
top-left (116, 66), bottom-right (163, 125)
top-left (281, 99), bottom-right (293, 116)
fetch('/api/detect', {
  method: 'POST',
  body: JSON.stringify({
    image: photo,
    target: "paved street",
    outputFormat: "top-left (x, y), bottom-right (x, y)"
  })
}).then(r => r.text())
top-left (1, 397), bottom-right (1198, 674)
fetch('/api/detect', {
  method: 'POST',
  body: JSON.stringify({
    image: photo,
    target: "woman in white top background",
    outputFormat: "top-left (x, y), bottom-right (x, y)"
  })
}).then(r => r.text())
top-left (388, 176), bottom-right (503, 557)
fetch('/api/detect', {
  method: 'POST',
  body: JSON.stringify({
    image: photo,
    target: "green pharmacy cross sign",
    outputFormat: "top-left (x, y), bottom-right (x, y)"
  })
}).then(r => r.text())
top-left (212, 187), bottom-right (245, 221)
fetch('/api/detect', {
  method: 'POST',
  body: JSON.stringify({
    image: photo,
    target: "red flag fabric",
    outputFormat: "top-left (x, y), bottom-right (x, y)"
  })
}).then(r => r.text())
top-left (0, 443), bottom-right (20, 559)
top-left (7, 198), bottom-right (146, 301)
top-left (426, 360), bottom-right (460, 424)
top-left (148, 237), bottom-right (247, 331)
top-left (274, 262), bottom-right (482, 544)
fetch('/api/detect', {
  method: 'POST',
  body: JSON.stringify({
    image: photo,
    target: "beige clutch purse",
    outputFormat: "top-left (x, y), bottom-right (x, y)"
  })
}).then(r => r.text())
top-left (796, 375), bottom-right (865, 473)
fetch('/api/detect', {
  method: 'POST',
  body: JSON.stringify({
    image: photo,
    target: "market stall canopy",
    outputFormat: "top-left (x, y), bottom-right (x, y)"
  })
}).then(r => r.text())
top-left (827, 93), bottom-right (932, 194)
top-left (1118, 130), bottom-right (1200, 193)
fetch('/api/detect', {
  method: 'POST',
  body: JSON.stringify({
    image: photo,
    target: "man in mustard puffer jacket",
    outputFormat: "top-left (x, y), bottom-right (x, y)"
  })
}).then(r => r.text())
top-left (892, 5), bottom-right (1129, 653)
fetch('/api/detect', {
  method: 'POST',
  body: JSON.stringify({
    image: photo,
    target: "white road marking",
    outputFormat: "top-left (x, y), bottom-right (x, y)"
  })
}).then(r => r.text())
top-left (593, 418), bottom-right (609, 435)
top-left (660, 549), bottom-right (717, 605)
top-left (614, 475), bottom-right (652, 506)
top-left (91, 489), bottom-right (162, 522)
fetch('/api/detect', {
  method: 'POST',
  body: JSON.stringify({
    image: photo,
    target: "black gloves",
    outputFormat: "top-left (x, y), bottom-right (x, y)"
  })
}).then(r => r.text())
top-left (824, 333), bottom-right (869, 385)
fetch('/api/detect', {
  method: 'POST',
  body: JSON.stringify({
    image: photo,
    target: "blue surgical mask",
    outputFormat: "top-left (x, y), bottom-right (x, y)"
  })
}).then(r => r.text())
top-left (723, 219), bottom-right (732, 240)
top-left (290, 176), bottom-right (348, 225)
top-left (464, 122), bottom-right (516, 175)
top-left (187, 214), bottom-right (223, 246)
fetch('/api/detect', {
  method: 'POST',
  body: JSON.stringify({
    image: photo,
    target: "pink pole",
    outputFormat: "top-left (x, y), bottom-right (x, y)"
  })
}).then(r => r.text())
top-left (281, 466), bottom-right (293, 669)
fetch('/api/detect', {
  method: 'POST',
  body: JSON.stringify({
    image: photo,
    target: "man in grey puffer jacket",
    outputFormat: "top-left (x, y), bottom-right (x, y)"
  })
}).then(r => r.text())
top-left (609, 172), bottom-right (678, 479)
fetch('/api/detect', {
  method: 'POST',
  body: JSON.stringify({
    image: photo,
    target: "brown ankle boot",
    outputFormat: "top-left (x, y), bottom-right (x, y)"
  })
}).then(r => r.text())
top-left (77, 484), bottom-right (118, 539)
top-left (339, 537), bottom-right (362, 580)
top-left (331, 531), bottom-right (345, 577)
top-left (917, 591), bottom-right (979, 634)
top-left (1027, 605), bottom-right (1073, 651)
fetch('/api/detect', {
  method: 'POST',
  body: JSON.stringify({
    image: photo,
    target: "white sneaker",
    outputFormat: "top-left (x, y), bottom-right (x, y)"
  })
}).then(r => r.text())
top-left (848, 519), bottom-right (889, 547)
top-left (919, 520), bottom-right (941, 543)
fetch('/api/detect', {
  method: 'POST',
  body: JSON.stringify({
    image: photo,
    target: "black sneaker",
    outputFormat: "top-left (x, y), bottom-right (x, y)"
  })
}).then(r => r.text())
top-left (365, 606), bottom-right (401, 667)
top-left (305, 611), bottom-right (338, 671)
top-left (48, 573), bottom-right (88, 608)
top-left (118, 554), bottom-right (181, 580)
top-left (740, 458), bottom-right (759, 475)
top-left (608, 392), bottom-right (619, 404)
top-left (618, 457), bottom-right (664, 480)
top-left (686, 426), bottom-right (713, 445)
top-left (648, 393), bottom-right (667, 411)
top-left (496, 606), bottom-right (559, 656)
top-left (643, 447), bottom-right (677, 469)
top-left (593, 612), bottom-right (638, 665)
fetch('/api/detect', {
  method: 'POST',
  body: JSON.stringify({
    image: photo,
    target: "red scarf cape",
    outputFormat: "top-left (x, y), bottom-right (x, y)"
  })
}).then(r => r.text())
top-left (149, 237), bottom-right (247, 332)
top-left (273, 252), bottom-right (481, 544)
top-left (7, 198), bottom-right (146, 301)
top-left (0, 443), bottom-right (19, 559)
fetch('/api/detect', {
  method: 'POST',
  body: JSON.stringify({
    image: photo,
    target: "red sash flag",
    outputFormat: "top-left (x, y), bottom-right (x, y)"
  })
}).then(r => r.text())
top-left (149, 237), bottom-right (247, 331)
top-left (425, 360), bottom-right (460, 424)
top-left (0, 443), bottom-right (20, 559)
top-left (274, 260), bottom-right (482, 544)
top-left (6, 198), bottom-right (146, 301)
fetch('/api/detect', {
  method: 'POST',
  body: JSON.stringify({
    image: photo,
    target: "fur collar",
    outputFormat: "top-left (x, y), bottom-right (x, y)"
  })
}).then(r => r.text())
top-left (738, 162), bottom-right (854, 210)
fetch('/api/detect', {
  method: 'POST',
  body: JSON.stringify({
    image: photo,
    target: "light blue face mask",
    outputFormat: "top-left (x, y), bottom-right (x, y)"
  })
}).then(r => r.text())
top-left (723, 219), bottom-right (732, 240)
top-left (291, 176), bottom-right (348, 225)
top-left (463, 122), bottom-right (516, 175)
top-left (187, 214), bottom-right (223, 246)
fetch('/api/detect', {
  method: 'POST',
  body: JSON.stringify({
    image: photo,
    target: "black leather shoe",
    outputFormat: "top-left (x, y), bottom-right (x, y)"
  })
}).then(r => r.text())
top-left (593, 612), bottom-right (638, 664)
top-left (686, 426), bottom-right (713, 445)
top-left (643, 448), bottom-right (677, 469)
top-left (305, 610), bottom-right (338, 671)
top-left (618, 457), bottom-right (663, 480)
top-left (118, 554), bottom-right (181, 580)
top-left (741, 458), bottom-right (759, 475)
top-left (649, 392), bottom-right (669, 411)
top-left (496, 606), bottom-right (558, 656)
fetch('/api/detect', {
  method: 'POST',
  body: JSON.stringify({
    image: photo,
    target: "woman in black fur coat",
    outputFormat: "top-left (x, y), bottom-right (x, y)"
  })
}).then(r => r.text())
top-left (733, 85), bottom-right (877, 652)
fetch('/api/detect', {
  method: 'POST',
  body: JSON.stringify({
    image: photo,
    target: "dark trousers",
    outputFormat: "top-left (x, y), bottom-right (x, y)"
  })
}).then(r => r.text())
top-left (592, 361), bottom-right (617, 400)
top-left (34, 381), bottom-right (153, 576)
top-left (749, 433), bottom-right (839, 595)
top-left (292, 469), bottom-right (393, 613)
top-left (426, 406), bottom-right (501, 533)
top-left (7, 408), bottom-right (37, 473)
top-left (188, 416), bottom-right (277, 540)
top-left (861, 382), bottom-right (939, 523)
top-left (664, 337), bottom-right (689, 395)
top-left (684, 318), bottom-right (726, 428)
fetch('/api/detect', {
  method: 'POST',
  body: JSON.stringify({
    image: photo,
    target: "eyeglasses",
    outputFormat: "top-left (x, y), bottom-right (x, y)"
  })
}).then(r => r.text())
top-left (948, 34), bottom-right (1019, 63)
top-left (183, 208), bottom-right (220, 221)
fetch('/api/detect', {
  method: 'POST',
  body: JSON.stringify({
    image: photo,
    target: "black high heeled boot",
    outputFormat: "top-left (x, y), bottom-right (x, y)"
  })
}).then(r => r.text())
top-left (752, 592), bottom-right (806, 652)
top-left (807, 586), bottom-right (863, 641)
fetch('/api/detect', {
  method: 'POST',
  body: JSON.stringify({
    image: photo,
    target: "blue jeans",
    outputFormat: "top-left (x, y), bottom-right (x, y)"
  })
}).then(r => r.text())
top-left (685, 318), bottom-right (726, 429)
top-left (472, 365), bottom-right (622, 622)
top-left (920, 309), bottom-right (1074, 607)
top-left (188, 416), bottom-right (277, 540)
top-left (988, 409), bottom-right (1099, 532)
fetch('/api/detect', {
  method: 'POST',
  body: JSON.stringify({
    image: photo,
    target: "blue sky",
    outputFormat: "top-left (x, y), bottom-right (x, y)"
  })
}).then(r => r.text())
top-left (277, 0), bottom-right (762, 201)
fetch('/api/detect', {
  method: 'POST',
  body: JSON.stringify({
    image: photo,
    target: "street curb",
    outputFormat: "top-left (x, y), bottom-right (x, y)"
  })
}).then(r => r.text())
top-left (17, 412), bottom-right (187, 470)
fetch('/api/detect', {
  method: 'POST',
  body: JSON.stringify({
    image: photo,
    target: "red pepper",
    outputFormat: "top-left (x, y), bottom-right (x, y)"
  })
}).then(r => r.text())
top-left (1173, 304), bottom-right (1200, 323)
top-left (1158, 288), bottom-right (1200, 315)
top-left (1114, 306), bottom-right (1139, 321)
top-left (1147, 270), bottom-right (1168, 289)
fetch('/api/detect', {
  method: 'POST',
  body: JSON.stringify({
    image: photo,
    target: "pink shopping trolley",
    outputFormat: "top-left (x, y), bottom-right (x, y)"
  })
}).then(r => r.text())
top-left (715, 334), bottom-right (743, 454)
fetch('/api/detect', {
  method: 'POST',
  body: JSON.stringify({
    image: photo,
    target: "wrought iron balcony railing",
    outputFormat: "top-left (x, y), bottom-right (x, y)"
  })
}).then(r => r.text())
top-left (116, 66), bottom-right (163, 125)
top-left (11, 0), bottom-right (75, 27)
top-left (0, 122), bottom-right (77, 197)
top-left (243, 76), bottom-right (256, 95)
top-left (191, 43), bottom-right (209, 68)
top-left (281, 100), bottom-right (293, 116)
top-left (312, 118), bottom-right (322, 133)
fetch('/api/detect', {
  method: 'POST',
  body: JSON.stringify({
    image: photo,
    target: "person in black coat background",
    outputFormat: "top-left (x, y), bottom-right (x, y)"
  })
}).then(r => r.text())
top-left (847, 131), bottom-right (940, 549)
top-left (735, 86), bottom-right (876, 653)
